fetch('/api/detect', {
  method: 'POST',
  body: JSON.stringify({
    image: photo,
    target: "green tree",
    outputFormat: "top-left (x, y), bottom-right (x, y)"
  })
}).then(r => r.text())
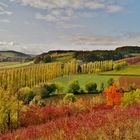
top-left (39, 83), bottom-right (57, 99)
top-left (55, 82), bottom-right (64, 94)
top-left (85, 81), bottom-right (97, 93)
top-left (68, 80), bottom-right (80, 94)
top-left (0, 89), bottom-right (23, 134)
top-left (63, 93), bottom-right (77, 103)
top-left (17, 87), bottom-right (35, 104)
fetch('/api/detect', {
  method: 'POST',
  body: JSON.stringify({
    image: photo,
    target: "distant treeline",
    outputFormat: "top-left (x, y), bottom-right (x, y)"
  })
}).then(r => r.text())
top-left (35, 46), bottom-right (140, 63)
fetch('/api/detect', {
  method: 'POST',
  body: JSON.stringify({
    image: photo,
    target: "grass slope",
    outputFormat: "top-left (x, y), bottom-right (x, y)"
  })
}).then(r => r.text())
top-left (51, 52), bottom-right (75, 62)
top-left (0, 61), bottom-right (34, 69)
top-left (101, 64), bottom-right (140, 76)
top-left (52, 74), bottom-right (119, 93)
top-left (0, 50), bottom-right (30, 57)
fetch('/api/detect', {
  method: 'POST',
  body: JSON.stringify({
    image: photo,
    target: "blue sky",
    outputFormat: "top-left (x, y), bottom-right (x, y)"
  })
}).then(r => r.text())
top-left (0, 0), bottom-right (140, 54)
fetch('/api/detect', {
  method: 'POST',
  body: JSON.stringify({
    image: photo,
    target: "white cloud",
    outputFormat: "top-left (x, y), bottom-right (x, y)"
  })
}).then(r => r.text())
top-left (11, 0), bottom-right (123, 11)
top-left (85, 1), bottom-right (105, 10)
top-left (10, 0), bottom-right (84, 9)
top-left (107, 5), bottom-right (123, 13)
top-left (11, 0), bottom-right (124, 23)
top-left (0, 42), bottom-right (48, 54)
top-left (0, 11), bottom-right (12, 15)
top-left (0, 19), bottom-right (11, 23)
top-left (36, 8), bottom-right (75, 22)
top-left (71, 33), bottom-right (140, 47)
top-left (0, 2), bottom-right (8, 8)
top-left (0, 41), bottom-right (15, 46)
top-left (58, 22), bottom-right (87, 29)
top-left (0, 2), bottom-right (12, 15)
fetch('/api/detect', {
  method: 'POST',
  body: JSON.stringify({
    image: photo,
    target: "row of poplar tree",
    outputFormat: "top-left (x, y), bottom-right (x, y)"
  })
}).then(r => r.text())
top-left (0, 60), bottom-right (113, 93)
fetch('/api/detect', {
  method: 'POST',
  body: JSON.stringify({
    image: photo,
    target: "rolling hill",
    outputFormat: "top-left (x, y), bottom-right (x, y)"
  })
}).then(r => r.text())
top-left (0, 50), bottom-right (33, 62)
top-left (34, 46), bottom-right (140, 63)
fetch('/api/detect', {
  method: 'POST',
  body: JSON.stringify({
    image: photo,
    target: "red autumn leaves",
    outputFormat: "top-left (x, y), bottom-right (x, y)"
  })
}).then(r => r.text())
top-left (104, 84), bottom-right (123, 106)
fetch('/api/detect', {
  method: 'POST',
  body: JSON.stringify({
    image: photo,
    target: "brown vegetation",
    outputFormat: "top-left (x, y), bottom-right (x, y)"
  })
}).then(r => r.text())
top-left (119, 76), bottom-right (140, 89)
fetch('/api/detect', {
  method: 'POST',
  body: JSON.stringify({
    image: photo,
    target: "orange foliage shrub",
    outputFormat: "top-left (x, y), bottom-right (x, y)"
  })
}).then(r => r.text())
top-left (104, 84), bottom-right (122, 106)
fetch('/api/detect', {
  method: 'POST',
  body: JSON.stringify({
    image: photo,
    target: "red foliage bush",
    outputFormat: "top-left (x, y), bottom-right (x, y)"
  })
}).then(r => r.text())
top-left (20, 101), bottom-right (112, 128)
top-left (19, 105), bottom-right (79, 127)
top-left (104, 84), bottom-right (122, 106)
top-left (0, 104), bottom-right (140, 140)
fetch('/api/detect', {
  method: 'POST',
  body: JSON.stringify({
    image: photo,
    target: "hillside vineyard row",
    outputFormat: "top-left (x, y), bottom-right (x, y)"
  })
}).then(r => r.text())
top-left (0, 60), bottom-right (113, 93)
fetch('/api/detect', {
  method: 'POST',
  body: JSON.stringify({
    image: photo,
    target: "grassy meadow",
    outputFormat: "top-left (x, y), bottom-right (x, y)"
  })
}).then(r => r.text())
top-left (101, 64), bottom-right (140, 76)
top-left (52, 74), bottom-right (119, 93)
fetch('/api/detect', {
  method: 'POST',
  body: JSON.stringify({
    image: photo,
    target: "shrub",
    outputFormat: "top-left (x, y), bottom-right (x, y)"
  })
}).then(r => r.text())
top-left (128, 83), bottom-right (137, 91)
top-left (44, 83), bottom-right (57, 95)
top-left (63, 93), bottom-right (77, 103)
top-left (104, 84), bottom-right (122, 106)
top-left (33, 86), bottom-right (49, 99)
top-left (54, 82), bottom-right (64, 94)
top-left (68, 80), bottom-right (80, 94)
top-left (17, 87), bottom-right (35, 104)
top-left (122, 89), bottom-right (140, 106)
top-left (85, 81), bottom-right (97, 93)
top-left (36, 83), bottom-right (57, 99)
top-left (30, 95), bottom-right (41, 105)
top-left (79, 88), bottom-right (85, 94)
top-left (44, 55), bottom-right (53, 63)
top-left (2, 104), bottom-right (140, 140)
top-left (107, 78), bottom-right (114, 87)
top-left (30, 96), bottom-right (46, 106)
top-left (113, 63), bottom-right (121, 70)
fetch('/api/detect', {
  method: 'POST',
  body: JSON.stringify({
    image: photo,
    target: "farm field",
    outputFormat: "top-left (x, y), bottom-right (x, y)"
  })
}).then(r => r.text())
top-left (101, 64), bottom-right (140, 76)
top-left (119, 76), bottom-right (140, 89)
top-left (52, 52), bottom-right (75, 62)
top-left (52, 74), bottom-right (119, 93)
top-left (0, 61), bottom-right (34, 69)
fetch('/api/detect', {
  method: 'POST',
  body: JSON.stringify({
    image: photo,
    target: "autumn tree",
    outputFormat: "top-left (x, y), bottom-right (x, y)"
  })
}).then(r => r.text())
top-left (0, 88), bottom-right (23, 134)
top-left (104, 84), bottom-right (122, 106)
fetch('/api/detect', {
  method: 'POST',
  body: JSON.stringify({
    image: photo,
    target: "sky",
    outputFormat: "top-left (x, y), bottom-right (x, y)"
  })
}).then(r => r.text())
top-left (0, 0), bottom-right (140, 54)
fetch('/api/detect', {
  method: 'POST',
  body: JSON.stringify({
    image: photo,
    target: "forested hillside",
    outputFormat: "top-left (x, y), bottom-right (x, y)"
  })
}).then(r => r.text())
top-left (35, 46), bottom-right (140, 63)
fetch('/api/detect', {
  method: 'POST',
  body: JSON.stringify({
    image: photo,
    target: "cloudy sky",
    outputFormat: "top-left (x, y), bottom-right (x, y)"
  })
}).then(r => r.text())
top-left (0, 0), bottom-right (140, 54)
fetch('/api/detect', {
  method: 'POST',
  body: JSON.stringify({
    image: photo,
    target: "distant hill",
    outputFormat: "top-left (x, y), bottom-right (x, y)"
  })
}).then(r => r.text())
top-left (0, 50), bottom-right (33, 62)
top-left (115, 46), bottom-right (140, 54)
top-left (34, 46), bottom-right (140, 63)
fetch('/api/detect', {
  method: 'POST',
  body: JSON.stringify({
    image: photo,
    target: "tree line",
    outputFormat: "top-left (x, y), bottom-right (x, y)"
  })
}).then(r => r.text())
top-left (35, 46), bottom-right (140, 63)
top-left (0, 60), bottom-right (113, 93)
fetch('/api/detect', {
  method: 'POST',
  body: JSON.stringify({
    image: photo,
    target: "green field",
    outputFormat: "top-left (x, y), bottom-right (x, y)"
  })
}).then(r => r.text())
top-left (0, 61), bottom-right (34, 69)
top-left (0, 52), bottom-right (18, 58)
top-left (52, 52), bottom-right (75, 62)
top-left (101, 64), bottom-right (140, 76)
top-left (52, 74), bottom-right (119, 93)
